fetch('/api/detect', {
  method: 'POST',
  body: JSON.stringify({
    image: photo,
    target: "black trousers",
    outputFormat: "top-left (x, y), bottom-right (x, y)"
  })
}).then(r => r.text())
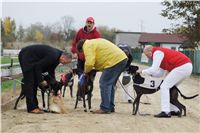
top-left (21, 70), bottom-right (39, 112)
top-left (19, 51), bottom-right (39, 112)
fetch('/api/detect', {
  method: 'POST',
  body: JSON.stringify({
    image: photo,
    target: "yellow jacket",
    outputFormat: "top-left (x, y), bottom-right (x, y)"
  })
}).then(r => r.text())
top-left (83, 38), bottom-right (127, 73)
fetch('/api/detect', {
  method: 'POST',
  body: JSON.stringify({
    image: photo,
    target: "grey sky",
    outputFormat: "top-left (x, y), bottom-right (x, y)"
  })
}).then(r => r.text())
top-left (2, 1), bottom-right (177, 33)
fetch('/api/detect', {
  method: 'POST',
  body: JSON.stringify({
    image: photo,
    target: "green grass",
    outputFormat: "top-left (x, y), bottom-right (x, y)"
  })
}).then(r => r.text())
top-left (1, 56), bottom-right (19, 64)
top-left (1, 77), bottom-right (22, 92)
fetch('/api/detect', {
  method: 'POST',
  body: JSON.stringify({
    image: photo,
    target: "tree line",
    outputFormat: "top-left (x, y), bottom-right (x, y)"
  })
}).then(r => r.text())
top-left (1, 16), bottom-right (121, 50)
top-left (1, 1), bottom-right (200, 49)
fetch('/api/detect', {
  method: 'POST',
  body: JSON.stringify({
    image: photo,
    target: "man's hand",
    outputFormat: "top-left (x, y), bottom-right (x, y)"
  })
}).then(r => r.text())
top-left (40, 80), bottom-right (48, 87)
top-left (137, 69), bottom-right (143, 74)
top-left (73, 53), bottom-right (78, 59)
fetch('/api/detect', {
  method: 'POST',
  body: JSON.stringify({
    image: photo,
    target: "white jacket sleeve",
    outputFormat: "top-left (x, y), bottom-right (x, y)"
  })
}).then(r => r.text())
top-left (151, 68), bottom-right (166, 77)
top-left (142, 51), bottom-right (164, 76)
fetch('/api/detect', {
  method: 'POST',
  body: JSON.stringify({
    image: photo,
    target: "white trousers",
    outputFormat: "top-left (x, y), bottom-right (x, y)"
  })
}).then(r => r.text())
top-left (121, 72), bottom-right (133, 102)
top-left (160, 63), bottom-right (193, 113)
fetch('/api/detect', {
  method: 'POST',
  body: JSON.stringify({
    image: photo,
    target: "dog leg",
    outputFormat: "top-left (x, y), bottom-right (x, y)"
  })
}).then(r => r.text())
top-left (14, 90), bottom-right (25, 109)
top-left (170, 100), bottom-right (182, 117)
top-left (70, 86), bottom-right (73, 98)
top-left (132, 94), bottom-right (142, 115)
top-left (62, 85), bottom-right (66, 97)
top-left (74, 88), bottom-right (80, 109)
top-left (83, 93), bottom-right (87, 112)
top-left (88, 92), bottom-right (92, 112)
top-left (41, 91), bottom-right (45, 109)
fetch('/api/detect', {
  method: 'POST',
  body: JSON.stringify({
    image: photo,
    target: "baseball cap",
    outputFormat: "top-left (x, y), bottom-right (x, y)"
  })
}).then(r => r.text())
top-left (86, 17), bottom-right (95, 23)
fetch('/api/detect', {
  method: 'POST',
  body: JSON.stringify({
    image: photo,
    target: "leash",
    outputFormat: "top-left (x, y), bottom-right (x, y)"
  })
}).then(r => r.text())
top-left (118, 79), bottom-right (136, 101)
top-left (2, 76), bottom-right (25, 84)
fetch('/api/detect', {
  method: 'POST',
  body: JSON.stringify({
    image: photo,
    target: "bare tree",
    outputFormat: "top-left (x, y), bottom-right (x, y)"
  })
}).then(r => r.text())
top-left (61, 16), bottom-right (74, 40)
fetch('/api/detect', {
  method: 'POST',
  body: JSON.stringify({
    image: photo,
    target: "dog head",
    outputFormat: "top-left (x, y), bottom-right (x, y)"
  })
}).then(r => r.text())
top-left (40, 74), bottom-right (63, 96)
top-left (51, 81), bottom-right (63, 96)
top-left (127, 65), bottom-right (139, 75)
top-left (60, 71), bottom-right (74, 86)
top-left (126, 65), bottom-right (145, 84)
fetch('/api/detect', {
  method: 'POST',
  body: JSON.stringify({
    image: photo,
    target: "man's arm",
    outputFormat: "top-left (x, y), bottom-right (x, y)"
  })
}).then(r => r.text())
top-left (35, 56), bottom-right (57, 84)
top-left (142, 51), bottom-right (164, 76)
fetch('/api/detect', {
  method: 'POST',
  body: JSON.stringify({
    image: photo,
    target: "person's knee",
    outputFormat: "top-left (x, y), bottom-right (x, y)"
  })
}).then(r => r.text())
top-left (160, 82), bottom-right (172, 91)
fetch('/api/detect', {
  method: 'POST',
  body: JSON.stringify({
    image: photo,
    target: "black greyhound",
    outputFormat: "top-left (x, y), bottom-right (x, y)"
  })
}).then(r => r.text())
top-left (127, 65), bottom-right (199, 117)
top-left (14, 73), bottom-right (62, 111)
top-left (74, 70), bottom-right (96, 112)
top-left (60, 69), bottom-right (78, 98)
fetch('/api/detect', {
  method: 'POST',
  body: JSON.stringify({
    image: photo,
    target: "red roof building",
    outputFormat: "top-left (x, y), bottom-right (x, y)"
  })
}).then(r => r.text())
top-left (138, 33), bottom-right (188, 50)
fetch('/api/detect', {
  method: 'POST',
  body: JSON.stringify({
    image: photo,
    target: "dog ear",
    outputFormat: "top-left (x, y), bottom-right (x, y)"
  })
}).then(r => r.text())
top-left (127, 65), bottom-right (139, 74)
top-left (135, 66), bottom-right (139, 71)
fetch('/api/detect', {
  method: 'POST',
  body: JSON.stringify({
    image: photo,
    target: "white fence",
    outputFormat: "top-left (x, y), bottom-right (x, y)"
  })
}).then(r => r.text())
top-left (3, 49), bottom-right (21, 56)
top-left (1, 63), bottom-right (21, 77)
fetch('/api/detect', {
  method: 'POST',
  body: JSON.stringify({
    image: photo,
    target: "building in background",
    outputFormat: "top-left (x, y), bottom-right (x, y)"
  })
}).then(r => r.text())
top-left (138, 33), bottom-right (187, 51)
top-left (115, 32), bottom-right (143, 48)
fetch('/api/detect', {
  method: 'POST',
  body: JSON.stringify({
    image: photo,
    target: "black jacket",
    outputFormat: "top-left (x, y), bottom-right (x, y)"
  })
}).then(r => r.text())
top-left (19, 44), bottom-right (62, 83)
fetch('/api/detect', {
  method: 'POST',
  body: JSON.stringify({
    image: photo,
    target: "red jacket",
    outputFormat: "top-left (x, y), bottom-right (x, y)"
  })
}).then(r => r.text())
top-left (151, 47), bottom-right (191, 72)
top-left (71, 26), bottom-right (100, 60)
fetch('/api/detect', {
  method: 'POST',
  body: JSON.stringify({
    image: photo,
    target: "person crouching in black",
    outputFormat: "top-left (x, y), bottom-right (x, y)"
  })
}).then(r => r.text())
top-left (18, 44), bottom-right (72, 114)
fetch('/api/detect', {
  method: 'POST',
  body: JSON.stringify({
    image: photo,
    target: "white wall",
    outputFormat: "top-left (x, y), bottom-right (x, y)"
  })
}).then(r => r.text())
top-left (160, 43), bottom-right (181, 51)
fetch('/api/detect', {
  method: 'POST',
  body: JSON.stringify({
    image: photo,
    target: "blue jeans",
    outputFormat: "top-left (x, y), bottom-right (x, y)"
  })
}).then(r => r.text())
top-left (99, 59), bottom-right (127, 112)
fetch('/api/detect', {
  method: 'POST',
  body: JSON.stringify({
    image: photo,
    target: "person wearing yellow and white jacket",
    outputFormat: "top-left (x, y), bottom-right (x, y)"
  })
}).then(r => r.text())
top-left (76, 38), bottom-right (128, 114)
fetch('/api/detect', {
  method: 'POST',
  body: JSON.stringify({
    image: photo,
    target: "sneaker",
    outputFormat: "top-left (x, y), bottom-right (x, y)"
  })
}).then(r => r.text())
top-left (154, 112), bottom-right (171, 118)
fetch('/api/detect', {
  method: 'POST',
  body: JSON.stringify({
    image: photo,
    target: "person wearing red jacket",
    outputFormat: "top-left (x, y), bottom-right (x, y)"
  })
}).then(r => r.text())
top-left (140, 45), bottom-right (192, 118)
top-left (71, 17), bottom-right (100, 77)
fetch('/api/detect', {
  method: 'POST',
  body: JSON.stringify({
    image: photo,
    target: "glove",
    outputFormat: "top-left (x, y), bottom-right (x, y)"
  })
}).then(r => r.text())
top-left (78, 74), bottom-right (87, 88)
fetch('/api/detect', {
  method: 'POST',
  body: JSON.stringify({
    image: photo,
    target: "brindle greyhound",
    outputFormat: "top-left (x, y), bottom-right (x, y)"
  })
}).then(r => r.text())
top-left (60, 69), bottom-right (78, 98)
top-left (14, 73), bottom-right (62, 111)
top-left (74, 70), bottom-right (96, 112)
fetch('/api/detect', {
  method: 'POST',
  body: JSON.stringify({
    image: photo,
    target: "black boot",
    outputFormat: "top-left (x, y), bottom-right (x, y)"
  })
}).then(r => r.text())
top-left (154, 112), bottom-right (171, 118)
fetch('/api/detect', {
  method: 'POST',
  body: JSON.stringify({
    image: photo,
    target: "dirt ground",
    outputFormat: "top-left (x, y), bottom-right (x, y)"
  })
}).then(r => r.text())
top-left (1, 63), bottom-right (200, 133)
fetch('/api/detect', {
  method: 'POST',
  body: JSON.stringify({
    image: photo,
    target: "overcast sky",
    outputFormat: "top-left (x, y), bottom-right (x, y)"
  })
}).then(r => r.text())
top-left (1, 0), bottom-right (178, 33)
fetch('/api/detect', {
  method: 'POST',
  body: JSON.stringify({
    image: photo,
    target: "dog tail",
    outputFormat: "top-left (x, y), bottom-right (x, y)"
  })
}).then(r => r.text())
top-left (177, 88), bottom-right (199, 99)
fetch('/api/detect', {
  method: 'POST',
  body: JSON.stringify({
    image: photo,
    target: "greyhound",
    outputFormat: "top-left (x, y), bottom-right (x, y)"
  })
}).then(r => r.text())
top-left (127, 65), bottom-right (199, 117)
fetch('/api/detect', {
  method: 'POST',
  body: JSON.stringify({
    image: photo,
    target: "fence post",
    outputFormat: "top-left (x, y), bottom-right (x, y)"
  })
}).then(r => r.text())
top-left (13, 79), bottom-right (17, 93)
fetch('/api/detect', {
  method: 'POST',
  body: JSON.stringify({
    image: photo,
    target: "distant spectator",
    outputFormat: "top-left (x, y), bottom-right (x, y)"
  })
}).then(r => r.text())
top-left (70, 17), bottom-right (100, 77)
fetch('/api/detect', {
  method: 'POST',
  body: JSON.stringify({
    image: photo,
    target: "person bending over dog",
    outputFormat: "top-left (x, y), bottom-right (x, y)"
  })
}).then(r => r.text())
top-left (139, 45), bottom-right (192, 118)
top-left (18, 44), bottom-right (72, 114)
top-left (76, 38), bottom-right (127, 114)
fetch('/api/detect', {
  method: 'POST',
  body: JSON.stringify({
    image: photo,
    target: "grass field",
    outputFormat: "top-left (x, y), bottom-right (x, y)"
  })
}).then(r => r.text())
top-left (1, 56), bottom-right (20, 92)
top-left (1, 77), bottom-right (22, 91)
top-left (1, 56), bottom-right (19, 64)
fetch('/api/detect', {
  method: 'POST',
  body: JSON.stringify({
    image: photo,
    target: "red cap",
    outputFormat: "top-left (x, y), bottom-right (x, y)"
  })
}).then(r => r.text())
top-left (86, 17), bottom-right (94, 23)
